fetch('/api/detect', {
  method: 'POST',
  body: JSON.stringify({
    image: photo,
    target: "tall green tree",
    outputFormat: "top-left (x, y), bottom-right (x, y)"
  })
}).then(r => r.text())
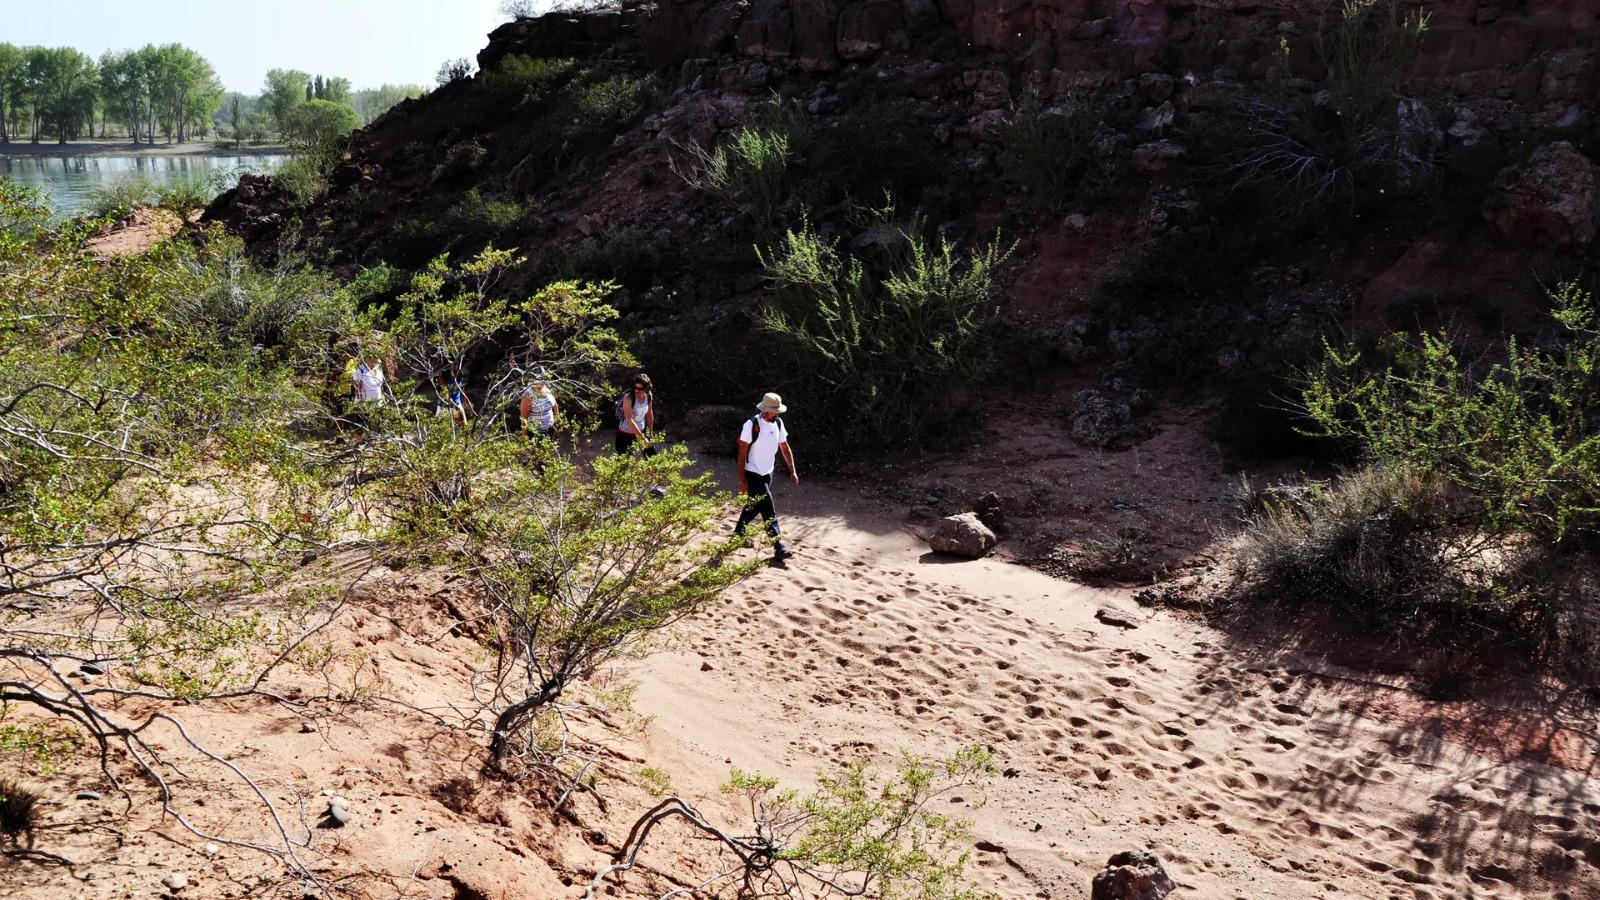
top-left (26, 47), bottom-right (97, 143)
top-left (262, 68), bottom-right (310, 138)
top-left (352, 83), bottom-right (425, 124)
top-left (285, 97), bottom-right (359, 150)
top-left (0, 44), bottom-right (25, 143)
top-left (230, 93), bottom-right (242, 148)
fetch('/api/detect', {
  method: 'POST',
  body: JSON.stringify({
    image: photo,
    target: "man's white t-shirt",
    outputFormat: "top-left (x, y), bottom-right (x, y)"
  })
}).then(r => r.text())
top-left (353, 363), bottom-right (385, 402)
top-left (739, 416), bottom-right (788, 476)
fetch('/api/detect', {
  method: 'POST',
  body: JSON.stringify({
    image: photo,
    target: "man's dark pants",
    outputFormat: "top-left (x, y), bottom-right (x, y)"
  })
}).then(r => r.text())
top-left (735, 470), bottom-right (781, 539)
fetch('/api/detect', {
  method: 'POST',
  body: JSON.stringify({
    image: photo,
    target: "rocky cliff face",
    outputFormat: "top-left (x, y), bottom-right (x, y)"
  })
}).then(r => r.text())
top-left (207, 0), bottom-right (1599, 443)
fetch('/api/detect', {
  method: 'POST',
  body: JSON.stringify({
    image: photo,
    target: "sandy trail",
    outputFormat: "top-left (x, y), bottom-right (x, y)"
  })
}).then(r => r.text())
top-left (631, 473), bottom-right (1600, 899)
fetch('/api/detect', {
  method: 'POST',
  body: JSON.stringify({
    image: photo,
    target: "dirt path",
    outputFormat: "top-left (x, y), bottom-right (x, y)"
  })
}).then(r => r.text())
top-left (628, 473), bottom-right (1600, 899)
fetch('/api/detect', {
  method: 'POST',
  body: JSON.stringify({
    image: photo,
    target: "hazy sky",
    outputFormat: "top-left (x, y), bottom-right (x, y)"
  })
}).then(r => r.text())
top-left (3, 0), bottom-right (539, 94)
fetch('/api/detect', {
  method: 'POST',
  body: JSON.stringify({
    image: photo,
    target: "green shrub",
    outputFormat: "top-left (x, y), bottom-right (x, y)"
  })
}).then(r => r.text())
top-left (757, 216), bottom-right (1009, 451)
top-left (388, 218), bottom-right (449, 266)
top-left (675, 125), bottom-right (792, 224)
top-left (1233, 466), bottom-right (1455, 623)
top-left (813, 95), bottom-right (945, 203)
top-left (1002, 93), bottom-right (1096, 213)
top-left (156, 172), bottom-right (226, 215)
top-left (575, 74), bottom-right (644, 131)
top-left (276, 145), bottom-right (341, 207)
top-left (1236, 281), bottom-right (1600, 675)
top-left (447, 188), bottom-right (531, 243)
top-left (556, 226), bottom-right (659, 290)
top-left (87, 176), bottom-right (158, 219)
top-left (432, 139), bottom-right (488, 184)
top-left (1207, 0), bottom-right (1433, 226)
top-left (478, 54), bottom-right (575, 107)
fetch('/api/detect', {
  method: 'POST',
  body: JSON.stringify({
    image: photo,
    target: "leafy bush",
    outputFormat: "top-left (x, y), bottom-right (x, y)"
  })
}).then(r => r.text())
top-left (387, 217), bottom-right (449, 265)
top-left (814, 95), bottom-right (945, 203)
top-left (1235, 281), bottom-right (1600, 675)
top-left (87, 176), bottom-right (158, 219)
top-left (594, 746), bottom-right (998, 899)
top-left (447, 188), bottom-right (531, 243)
top-left (757, 215), bottom-right (1009, 451)
top-left (432, 138), bottom-right (488, 184)
top-left (276, 143), bottom-right (342, 207)
top-left (478, 54), bottom-right (575, 107)
top-left (675, 125), bottom-right (792, 225)
top-left (1002, 93), bottom-right (1096, 213)
top-left (437, 57), bottom-right (474, 86)
top-left (574, 74), bottom-right (644, 132)
top-left (155, 172), bottom-right (227, 215)
top-left (556, 226), bottom-right (659, 290)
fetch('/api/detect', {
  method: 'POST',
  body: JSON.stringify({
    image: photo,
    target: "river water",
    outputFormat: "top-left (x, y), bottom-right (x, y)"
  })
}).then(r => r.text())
top-left (0, 152), bottom-right (287, 218)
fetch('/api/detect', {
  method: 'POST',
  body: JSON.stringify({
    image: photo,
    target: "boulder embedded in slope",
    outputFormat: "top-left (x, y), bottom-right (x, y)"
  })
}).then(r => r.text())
top-left (1090, 849), bottom-right (1175, 900)
top-left (1483, 142), bottom-right (1597, 251)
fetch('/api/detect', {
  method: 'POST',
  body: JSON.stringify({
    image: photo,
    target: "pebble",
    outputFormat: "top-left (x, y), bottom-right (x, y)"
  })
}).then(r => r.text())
top-left (327, 797), bottom-right (353, 826)
top-left (203, 842), bottom-right (219, 856)
top-left (300, 720), bottom-right (317, 734)
top-left (79, 661), bottom-right (108, 676)
top-left (75, 790), bottom-right (103, 801)
top-left (162, 872), bottom-right (188, 890)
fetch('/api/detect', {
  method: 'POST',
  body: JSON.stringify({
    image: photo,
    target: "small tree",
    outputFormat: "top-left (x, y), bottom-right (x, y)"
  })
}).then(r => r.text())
top-left (590, 746), bottom-right (998, 899)
top-left (474, 447), bottom-right (756, 771)
top-left (436, 57), bottom-right (474, 87)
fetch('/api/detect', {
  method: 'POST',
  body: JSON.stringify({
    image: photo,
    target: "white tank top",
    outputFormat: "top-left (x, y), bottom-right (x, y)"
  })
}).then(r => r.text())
top-left (625, 392), bottom-right (650, 434)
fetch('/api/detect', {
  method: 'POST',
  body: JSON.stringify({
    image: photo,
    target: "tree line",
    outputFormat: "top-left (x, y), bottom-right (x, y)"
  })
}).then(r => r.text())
top-left (0, 41), bottom-right (426, 146)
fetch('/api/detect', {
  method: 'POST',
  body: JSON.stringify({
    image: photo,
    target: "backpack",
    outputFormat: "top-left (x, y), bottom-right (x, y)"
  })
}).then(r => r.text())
top-left (613, 390), bottom-right (628, 426)
top-left (739, 415), bottom-right (784, 457)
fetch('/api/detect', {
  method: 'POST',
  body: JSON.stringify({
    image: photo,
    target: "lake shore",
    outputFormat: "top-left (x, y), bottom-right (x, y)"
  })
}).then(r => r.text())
top-left (0, 140), bottom-right (290, 158)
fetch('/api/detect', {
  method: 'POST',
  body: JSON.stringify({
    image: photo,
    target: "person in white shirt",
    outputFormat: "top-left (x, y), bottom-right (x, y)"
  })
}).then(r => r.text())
top-left (347, 354), bottom-right (389, 440)
top-left (616, 372), bottom-right (656, 456)
top-left (520, 375), bottom-right (559, 436)
top-left (735, 392), bottom-right (799, 562)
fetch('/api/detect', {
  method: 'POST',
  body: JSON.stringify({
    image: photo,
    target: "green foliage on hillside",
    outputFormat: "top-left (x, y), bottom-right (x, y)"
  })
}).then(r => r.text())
top-left (1235, 282), bottom-right (1600, 676)
top-left (757, 213), bottom-right (1010, 451)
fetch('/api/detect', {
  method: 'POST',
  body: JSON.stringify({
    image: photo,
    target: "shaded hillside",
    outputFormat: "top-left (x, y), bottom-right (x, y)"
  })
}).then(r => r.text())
top-left (207, 0), bottom-right (1600, 456)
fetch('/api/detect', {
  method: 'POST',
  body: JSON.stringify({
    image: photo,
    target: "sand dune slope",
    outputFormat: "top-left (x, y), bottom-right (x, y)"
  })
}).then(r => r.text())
top-left (631, 483), bottom-right (1600, 899)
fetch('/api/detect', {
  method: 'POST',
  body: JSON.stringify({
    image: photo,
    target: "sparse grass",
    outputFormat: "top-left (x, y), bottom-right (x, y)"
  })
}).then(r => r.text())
top-left (636, 765), bottom-right (672, 796)
top-left (478, 54), bottom-right (576, 107)
top-left (86, 176), bottom-right (158, 219)
top-left (447, 188), bottom-right (531, 243)
top-left (1002, 93), bottom-right (1096, 213)
top-left (1070, 528), bottom-right (1161, 585)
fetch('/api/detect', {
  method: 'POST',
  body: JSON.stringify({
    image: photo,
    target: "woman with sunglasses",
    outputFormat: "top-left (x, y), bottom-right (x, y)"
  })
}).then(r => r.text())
top-left (616, 373), bottom-right (656, 456)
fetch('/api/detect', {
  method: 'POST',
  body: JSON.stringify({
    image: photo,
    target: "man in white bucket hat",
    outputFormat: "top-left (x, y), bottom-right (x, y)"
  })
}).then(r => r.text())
top-left (735, 392), bottom-right (799, 562)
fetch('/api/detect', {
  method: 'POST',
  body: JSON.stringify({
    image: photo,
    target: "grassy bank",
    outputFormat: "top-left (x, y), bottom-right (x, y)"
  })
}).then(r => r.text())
top-left (0, 139), bottom-right (289, 157)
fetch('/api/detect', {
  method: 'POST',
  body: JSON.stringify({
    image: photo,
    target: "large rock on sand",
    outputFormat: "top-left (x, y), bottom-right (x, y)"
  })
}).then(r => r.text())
top-left (1483, 142), bottom-right (1597, 251)
top-left (1091, 849), bottom-right (1175, 900)
top-left (928, 513), bottom-right (996, 558)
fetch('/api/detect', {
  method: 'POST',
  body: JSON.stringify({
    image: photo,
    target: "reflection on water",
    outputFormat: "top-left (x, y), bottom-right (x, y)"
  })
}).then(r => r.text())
top-left (0, 152), bottom-right (286, 218)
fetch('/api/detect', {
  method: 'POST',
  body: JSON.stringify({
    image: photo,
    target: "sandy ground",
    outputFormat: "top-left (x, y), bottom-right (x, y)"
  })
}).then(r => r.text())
top-left (620, 462), bottom-right (1600, 900)
top-left (4, 445), bottom-right (1598, 899)
top-left (0, 141), bottom-right (289, 157)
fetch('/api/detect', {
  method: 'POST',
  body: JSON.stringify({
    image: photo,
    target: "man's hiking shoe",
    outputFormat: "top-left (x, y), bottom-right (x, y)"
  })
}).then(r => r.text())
top-left (648, 485), bottom-right (667, 499)
top-left (772, 543), bottom-right (794, 562)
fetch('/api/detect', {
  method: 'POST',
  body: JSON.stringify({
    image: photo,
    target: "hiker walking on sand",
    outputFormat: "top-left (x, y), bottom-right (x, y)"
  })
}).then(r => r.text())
top-left (616, 372), bottom-right (656, 456)
top-left (735, 392), bottom-right (798, 562)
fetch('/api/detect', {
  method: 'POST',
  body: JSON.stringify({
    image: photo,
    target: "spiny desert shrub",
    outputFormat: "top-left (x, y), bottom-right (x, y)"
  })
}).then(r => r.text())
top-left (432, 138), bottom-right (488, 184)
top-left (1210, 0), bottom-right (1434, 226)
top-left (447, 188), bottom-right (531, 243)
top-left (478, 54), bottom-right (576, 107)
top-left (675, 125), bottom-right (793, 225)
top-left (757, 214), bottom-right (1009, 451)
top-left (1002, 92), bottom-right (1096, 213)
top-left (1235, 281), bottom-right (1600, 675)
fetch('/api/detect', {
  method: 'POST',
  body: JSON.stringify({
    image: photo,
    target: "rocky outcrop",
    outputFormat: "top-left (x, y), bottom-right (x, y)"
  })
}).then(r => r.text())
top-left (1090, 849), bottom-right (1176, 900)
top-left (1483, 142), bottom-right (1598, 251)
top-left (928, 512), bottom-right (997, 558)
top-left (200, 174), bottom-right (295, 252)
